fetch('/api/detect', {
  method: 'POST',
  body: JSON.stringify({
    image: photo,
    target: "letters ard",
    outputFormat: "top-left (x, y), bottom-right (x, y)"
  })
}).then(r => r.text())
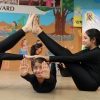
top-left (0, 6), bottom-right (14, 11)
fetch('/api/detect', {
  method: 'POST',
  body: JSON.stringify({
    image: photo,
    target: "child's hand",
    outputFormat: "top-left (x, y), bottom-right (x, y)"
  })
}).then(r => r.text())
top-left (19, 58), bottom-right (29, 76)
top-left (33, 55), bottom-right (43, 59)
top-left (41, 61), bottom-right (50, 79)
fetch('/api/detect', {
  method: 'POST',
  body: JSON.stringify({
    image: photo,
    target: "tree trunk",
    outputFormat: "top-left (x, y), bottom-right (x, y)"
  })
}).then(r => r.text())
top-left (51, 9), bottom-right (71, 36)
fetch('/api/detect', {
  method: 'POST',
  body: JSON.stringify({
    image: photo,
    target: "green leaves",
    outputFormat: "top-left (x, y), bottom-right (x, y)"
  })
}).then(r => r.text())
top-left (36, 6), bottom-right (53, 11)
top-left (62, 0), bottom-right (74, 12)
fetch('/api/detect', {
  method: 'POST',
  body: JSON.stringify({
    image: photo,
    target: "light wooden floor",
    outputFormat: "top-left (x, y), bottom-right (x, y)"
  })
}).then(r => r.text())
top-left (0, 71), bottom-right (100, 100)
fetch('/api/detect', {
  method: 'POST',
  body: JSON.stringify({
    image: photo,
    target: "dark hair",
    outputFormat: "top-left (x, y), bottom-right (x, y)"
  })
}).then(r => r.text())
top-left (30, 43), bottom-right (42, 55)
top-left (31, 57), bottom-right (47, 69)
top-left (22, 39), bottom-right (26, 43)
top-left (36, 40), bottom-right (41, 44)
top-left (13, 21), bottom-right (17, 26)
top-left (71, 18), bottom-right (73, 21)
top-left (86, 28), bottom-right (100, 46)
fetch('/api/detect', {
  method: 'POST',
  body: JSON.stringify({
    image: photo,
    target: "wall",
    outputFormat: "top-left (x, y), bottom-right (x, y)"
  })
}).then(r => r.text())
top-left (0, 0), bottom-right (83, 70)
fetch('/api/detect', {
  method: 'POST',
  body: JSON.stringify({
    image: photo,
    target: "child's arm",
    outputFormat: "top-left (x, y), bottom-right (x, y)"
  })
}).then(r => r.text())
top-left (19, 58), bottom-right (35, 83)
top-left (41, 61), bottom-right (56, 83)
top-left (21, 73), bottom-right (35, 83)
top-left (45, 75), bottom-right (56, 84)
top-left (19, 58), bottom-right (29, 77)
top-left (41, 61), bottom-right (50, 79)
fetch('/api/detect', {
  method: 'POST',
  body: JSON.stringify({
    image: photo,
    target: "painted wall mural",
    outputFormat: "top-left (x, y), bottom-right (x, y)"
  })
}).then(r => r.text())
top-left (0, 0), bottom-right (82, 70)
top-left (0, 0), bottom-right (60, 7)
top-left (74, 0), bottom-right (100, 27)
top-left (74, 0), bottom-right (100, 50)
top-left (82, 9), bottom-right (100, 50)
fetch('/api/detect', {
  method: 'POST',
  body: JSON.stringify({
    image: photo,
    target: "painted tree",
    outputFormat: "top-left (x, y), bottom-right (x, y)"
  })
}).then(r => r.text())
top-left (17, 16), bottom-right (26, 26)
top-left (36, 0), bottom-right (74, 35)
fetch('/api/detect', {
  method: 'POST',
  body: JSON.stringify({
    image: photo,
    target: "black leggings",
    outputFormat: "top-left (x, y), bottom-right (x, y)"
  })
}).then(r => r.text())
top-left (38, 31), bottom-right (99, 91)
top-left (57, 63), bottom-right (71, 77)
top-left (0, 29), bottom-right (25, 52)
top-left (50, 62), bottom-right (56, 82)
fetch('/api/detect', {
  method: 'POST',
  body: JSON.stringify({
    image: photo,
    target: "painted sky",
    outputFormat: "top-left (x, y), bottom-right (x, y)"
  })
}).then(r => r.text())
top-left (82, 9), bottom-right (100, 32)
top-left (0, 9), bottom-right (73, 26)
top-left (74, 0), bottom-right (100, 32)
top-left (74, 0), bottom-right (100, 9)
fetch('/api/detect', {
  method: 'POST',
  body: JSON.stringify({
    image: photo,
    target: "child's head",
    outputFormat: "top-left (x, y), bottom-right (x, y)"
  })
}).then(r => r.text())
top-left (36, 40), bottom-right (41, 44)
top-left (71, 18), bottom-right (73, 21)
top-left (31, 57), bottom-right (47, 78)
top-left (31, 43), bottom-right (43, 55)
top-left (12, 21), bottom-right (17, 26)
top-left (83, 28), bottom-right (100, 49)
top-left (22, 39), bottom-right (27, 44)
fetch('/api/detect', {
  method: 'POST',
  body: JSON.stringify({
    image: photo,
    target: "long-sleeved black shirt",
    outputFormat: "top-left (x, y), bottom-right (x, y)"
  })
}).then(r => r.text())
top-left (0, 29), bottom-right (25, 69)
top-left (38, 31), bottom-right (100, 85)
top-left (50, 47), bottom-right (100, 85)
top-left (22, 73), bottom-right (56, 93)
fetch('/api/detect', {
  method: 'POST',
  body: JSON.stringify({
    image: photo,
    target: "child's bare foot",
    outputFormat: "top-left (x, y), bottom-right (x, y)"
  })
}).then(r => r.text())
top-left (22, 13), bottom-right (35, 33)
top-left (32, 16), bottom-right (42, 34)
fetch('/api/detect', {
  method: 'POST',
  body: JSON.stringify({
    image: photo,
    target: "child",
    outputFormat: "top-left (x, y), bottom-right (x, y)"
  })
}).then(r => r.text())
top-left (30, 14), bottom-right (100, 91)
top-left (30, 40), bottom-right (43, 71)
top-left (19, 57), bottom-right (56, 93)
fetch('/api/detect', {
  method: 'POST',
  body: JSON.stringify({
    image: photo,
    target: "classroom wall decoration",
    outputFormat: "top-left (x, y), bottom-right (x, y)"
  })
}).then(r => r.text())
top-left (82, 9), bottom-right (100, 49)
top-left (74, 0), bottom-right (100, 27)
top-left (0, 0), bottom-right (82, 70)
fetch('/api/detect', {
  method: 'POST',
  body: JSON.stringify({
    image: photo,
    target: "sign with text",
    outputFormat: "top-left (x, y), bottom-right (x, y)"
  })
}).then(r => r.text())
top-left (73, 16), bottom-right (82, 27)
top-left (0, 4), bottom-right (47, 14)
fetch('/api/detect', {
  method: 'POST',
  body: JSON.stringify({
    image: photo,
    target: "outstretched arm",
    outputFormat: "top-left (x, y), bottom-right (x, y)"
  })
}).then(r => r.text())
top-left (19, 58), bottom-right (29, 76)
top-left (41, 61), bottom-right (56, 84)
top-left (49, 49), bottom-right (100, 63)
top-left (33, 49), bottom-right (99, 63)
top-left (20, 58), bottom-right (35, 83)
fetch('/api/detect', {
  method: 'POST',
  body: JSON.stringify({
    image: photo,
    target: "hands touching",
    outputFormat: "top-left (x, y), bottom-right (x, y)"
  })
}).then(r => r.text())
top-left (32, 55), bottom-right (50, 61)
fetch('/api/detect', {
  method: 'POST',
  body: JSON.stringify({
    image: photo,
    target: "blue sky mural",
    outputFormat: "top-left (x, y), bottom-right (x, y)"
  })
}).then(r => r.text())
top-left (82, 9), bottom-right (100, 32)
top-left (0, 12), bottom-right (29, 25)
top-left (0, 11), bottom-right (55, 26)
top-left (74, 0), bottom-right (100, 9)
top-left (0, 9), bottom-right (73, 26)
top-left (94, 0), bottom-right (100, 3)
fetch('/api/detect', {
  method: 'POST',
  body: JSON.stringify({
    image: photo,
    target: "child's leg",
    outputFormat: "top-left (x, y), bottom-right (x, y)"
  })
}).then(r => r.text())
top-left (50, 62), bottom-right (56, 82)
top-left (39, 32), bottom-right (74, 76)
top-left (0, 29), bottom-right (25, 52)
top-left (38, 32), bottom-right (73, 56)
top-left (58, 63), bottom-right (70, 77)
top-left (65, 63), bottom-right (99, 91)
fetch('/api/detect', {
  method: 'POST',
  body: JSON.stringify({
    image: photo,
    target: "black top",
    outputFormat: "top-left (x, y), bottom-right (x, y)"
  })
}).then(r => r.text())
top-left (50, 47), bottom-right (100, 85)
top-left (38, 31), bottom-right (100, 84)
top-left (22, 73), bottom-right (56, 93)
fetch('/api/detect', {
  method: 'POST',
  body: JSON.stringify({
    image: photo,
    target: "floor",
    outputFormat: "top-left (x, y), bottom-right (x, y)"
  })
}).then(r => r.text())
top-left (0, 71), bottom-right (100, 100)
